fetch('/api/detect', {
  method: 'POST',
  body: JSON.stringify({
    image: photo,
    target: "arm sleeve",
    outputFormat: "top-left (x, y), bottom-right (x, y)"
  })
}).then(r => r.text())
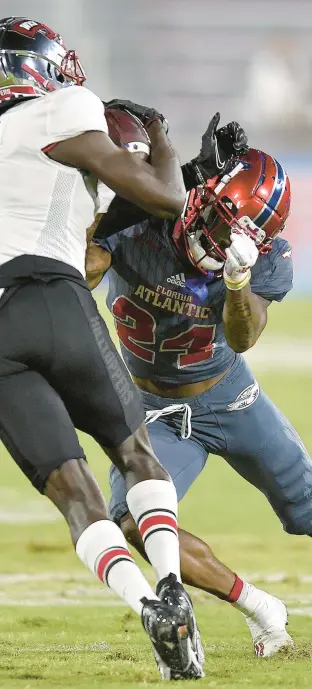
top-left (45, 86), bottom-right (108, 145)
top-left (251, 240), bottom-right (293, 302)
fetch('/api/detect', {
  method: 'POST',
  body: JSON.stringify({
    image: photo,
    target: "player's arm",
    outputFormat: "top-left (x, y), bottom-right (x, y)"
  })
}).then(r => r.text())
top-left (223, 286), bottom-right (270, 353)
top-left (222, 230), bottom-right (269, 352)
top-left (86, 243), bottom-right (112, 290)
top-left (94, 113), bottom-right (249, 240)
top-left (48, 118), bottom-right (185, 219)
top-left (223, 236), bottom-right (293, 352)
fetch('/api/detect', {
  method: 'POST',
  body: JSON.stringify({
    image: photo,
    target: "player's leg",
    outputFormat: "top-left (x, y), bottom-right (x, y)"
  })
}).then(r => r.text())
top-left (217, 365), bottom-right (312, 537)
top-left (0, 368), bottom-right (160, 615)
top-left (124, 516), bottom-right (237, 598)
top-left (51, 280), bottom-right (181, 584)
top-left (126, 361), bottom-right (295, 656)
top-left (109, 416), bottom-right (236, 598)
top-left (0, 286), bottom-right (201, 679)
top-left (201, 354), bottom-right (299, 655)
top-left (47, 280), bottom-right (203, 678)
top-left (0, 370), bottom-right (200, 678)
top-left (110, 405), bottom-right (289, 659)
top-left (110, 411), bottom-right (273, 626)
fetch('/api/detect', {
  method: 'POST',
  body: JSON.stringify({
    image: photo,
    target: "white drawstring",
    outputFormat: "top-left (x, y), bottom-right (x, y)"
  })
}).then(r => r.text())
top-left (145, 403), bottom-right (192, 440)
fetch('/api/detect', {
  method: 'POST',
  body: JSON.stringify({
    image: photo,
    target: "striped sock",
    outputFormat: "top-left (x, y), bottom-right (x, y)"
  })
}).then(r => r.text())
top-left (126, 479), bottom-right (181, 583)
top-left (76, 520), bottom-right (158, 615)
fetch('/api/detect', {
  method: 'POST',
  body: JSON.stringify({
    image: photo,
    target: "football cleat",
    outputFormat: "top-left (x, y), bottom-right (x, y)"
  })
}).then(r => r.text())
top-left (156, 573), bottom-right (205, 676)
top-left (243, 591), bottom-right (295, 657)
top-left (141, 596), bottom-right (203, 680)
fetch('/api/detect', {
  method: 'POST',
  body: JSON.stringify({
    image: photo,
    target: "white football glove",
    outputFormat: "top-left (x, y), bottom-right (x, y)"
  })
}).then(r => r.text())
top-left (223, 228), bottom-right (259, 290)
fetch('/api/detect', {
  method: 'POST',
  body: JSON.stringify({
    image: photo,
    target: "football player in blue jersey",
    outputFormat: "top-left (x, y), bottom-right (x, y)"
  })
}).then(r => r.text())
top-left (86, 109), bottom-right (309, 658)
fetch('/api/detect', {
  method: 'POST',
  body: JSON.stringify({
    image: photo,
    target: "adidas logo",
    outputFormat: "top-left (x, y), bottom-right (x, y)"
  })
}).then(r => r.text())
top-left (167, 273), bottom-right (185, 287)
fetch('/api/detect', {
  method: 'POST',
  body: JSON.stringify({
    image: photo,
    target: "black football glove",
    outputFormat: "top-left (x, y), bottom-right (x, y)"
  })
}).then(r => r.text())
top-left (104, 99), bottom-right (168, 133)
top-left (188, 112), bottom-right (249, 185)
top-left (216, 120), bottom-right (249, 156)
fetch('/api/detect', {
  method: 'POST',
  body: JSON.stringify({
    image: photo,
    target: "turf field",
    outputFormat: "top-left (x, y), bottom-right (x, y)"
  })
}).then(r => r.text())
top-left (0, 296), bottom-right (312, 689)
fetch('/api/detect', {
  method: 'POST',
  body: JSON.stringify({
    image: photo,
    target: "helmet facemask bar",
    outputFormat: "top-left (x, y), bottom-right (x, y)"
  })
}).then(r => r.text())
top-left (178, 186), bottom-right (229, 273)
top-left (0, 48), bottom-right (86, 94)
top-left (60, 49), bottom-right (86, 85)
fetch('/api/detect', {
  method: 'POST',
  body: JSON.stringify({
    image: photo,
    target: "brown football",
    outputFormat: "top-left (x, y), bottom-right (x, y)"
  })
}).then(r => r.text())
top-left (105, 107), bottom-right (151, 161)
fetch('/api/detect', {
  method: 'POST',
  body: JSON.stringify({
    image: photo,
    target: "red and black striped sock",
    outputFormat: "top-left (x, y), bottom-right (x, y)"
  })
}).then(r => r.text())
top-left (76, 520), bottom-right (158, 615)
top-left (96, 545), bottom-right (135, 585)
top-left (127, 479), bottom-right (181, 583)
top-left (138, 508), bottom-right (178, 546)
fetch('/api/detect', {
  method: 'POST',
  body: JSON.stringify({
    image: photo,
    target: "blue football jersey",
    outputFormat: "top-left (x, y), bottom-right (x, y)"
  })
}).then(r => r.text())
top-left (99, 218), bottom-right (293, 384)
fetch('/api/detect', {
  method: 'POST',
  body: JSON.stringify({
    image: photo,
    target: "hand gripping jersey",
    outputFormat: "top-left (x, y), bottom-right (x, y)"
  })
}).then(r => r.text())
top-left (0, 86), bottom-right (112, 283)
top-left (100, 219), bottom-right (293, 385)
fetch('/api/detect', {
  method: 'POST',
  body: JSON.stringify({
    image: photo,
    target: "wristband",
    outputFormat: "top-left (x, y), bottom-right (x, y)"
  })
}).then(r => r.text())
top-left (223, 269), bottom-right (251, 291)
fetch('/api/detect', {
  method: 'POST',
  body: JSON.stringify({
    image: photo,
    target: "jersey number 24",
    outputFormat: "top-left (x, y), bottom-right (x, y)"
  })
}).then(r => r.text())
top-left (112, 296), bottom-right (216, 368)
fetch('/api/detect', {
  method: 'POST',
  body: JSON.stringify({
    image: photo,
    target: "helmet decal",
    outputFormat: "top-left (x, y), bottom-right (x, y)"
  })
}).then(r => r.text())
top-left (10, 20), bottom-right (58, 41)
top-left (253, 158), bottom-right (287, 228)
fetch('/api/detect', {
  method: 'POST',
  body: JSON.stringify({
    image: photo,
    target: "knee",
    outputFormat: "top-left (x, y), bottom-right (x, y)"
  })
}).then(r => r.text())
top-left (281, 504), bottom-right (312, 536)
top-left (284, 518), bottom-right (312, 536)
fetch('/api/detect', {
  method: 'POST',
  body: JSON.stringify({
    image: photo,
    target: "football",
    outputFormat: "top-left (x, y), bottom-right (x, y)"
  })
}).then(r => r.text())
top-left (105, 107), bottom-right (151, 161)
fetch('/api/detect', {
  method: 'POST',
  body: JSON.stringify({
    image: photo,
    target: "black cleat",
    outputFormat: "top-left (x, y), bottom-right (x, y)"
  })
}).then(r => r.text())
top-left (141, 596), bottom-right (203, 680)
top-left (157, 573), bottom-right (205, 677)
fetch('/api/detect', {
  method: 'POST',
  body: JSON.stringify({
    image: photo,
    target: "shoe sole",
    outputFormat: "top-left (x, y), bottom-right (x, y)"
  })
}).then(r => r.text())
top-left (153, 621), bottom-right (204, 680)
top-left (159, 584), bottom-right (205, 675)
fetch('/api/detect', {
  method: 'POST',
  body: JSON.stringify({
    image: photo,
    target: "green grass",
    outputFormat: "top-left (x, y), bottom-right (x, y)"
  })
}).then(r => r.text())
top-left (1, 607), bottom-right (312, 689)
top-left (264, 297), bottom-right (312, 338)
top-left (0, 298), bottom-right (311, 688)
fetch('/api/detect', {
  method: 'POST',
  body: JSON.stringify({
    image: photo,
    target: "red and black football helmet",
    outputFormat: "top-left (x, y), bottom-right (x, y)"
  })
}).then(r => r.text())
top-left (173, 148), bottom-right (291, 273)
top-left (0, 16), bottom-right (86, 107)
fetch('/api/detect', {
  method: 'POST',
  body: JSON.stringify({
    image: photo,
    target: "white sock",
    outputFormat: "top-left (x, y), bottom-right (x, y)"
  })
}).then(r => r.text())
top-left (126, 479), bottom-right (181, 584)
top-left (76, 520), bottom-right (158, 616)
top-left (232, 582), bottom-right (269, 620)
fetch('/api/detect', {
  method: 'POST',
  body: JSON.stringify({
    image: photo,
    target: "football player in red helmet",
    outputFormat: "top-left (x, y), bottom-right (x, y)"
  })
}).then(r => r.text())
top-left (88, 131), bottom-right (308, 659)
